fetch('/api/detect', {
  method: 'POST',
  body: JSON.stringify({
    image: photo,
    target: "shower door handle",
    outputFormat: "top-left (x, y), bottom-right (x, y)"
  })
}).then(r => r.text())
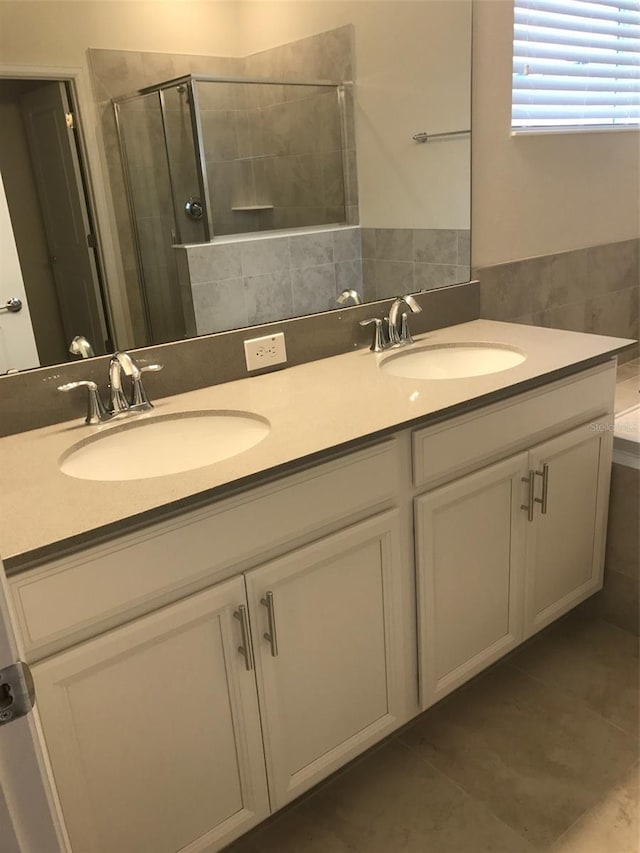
top-left (184, 198), bottom-right (204, 220)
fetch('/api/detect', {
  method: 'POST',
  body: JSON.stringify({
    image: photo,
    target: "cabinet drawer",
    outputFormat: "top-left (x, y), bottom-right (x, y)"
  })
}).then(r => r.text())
top-left (11, 440), bottom-right (399, 660)
top-left (412, 363), bottom-right (615, 489)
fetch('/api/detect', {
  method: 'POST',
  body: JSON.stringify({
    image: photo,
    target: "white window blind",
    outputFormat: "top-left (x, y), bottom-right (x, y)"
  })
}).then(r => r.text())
top-left (512, 0), bottom-right (640, 130)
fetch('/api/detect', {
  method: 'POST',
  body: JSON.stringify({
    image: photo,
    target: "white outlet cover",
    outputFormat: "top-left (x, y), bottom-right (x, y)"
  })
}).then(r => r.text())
top-left (244, 333), bottom-right (287, 371)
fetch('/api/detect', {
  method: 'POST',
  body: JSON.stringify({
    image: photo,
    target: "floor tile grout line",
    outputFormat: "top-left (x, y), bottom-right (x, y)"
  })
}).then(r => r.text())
top-left (391, 736), bottom-right (539, 851)
top-left (546, 758), bottom-right (640, 852)
top-left (396, 660), bottom-right (638, 852)
top-left (502, 657), bottom-right (640, 741)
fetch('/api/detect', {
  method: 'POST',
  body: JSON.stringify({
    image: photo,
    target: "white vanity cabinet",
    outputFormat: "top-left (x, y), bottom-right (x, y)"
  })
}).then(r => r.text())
top-left (13, 439), bottom-right (412, 853)
top-left (245, 511), bottom-right (405, 809)
top-left (7, 360), bottom-right (618, 853)
top-left (415, 453), bottom-right (529, 707)
top-left (30, 576), bottom-right (270, 853)
top-left (413, 364), bottom-right (615, 710)
top-left (523, 421), bottom-right (612, 638)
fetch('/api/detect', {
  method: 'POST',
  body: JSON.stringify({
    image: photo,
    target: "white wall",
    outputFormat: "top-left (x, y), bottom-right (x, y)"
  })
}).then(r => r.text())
top-left (472, 0), bottom-right (640, 268)
top-left (0, 1), bottom-right (241, 64)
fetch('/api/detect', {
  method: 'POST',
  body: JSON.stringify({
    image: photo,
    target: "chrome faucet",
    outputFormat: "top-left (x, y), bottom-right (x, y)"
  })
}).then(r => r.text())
top-left (387, 294), bottom-right (422, 346)
top-left (360, 295), bottom-right (423, 352)
top-left (109, 351), bottom-right (162, 414)
top-left (337, 288), bottom-right (363, 306)
top-left (69, 335), bottom-right (95, 359)
top-left (109, 352), bottom-right (139, 413)
top-left (59, 351), bottom-right (163, 424)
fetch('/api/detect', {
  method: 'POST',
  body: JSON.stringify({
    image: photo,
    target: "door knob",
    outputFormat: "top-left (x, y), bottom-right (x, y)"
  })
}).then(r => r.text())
top-left (0, 298), bottom-right (22, 314)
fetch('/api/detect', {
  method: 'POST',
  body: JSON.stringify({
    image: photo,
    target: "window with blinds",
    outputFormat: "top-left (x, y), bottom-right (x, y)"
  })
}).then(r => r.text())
top-left (512, 0), bottom-right (640, 130)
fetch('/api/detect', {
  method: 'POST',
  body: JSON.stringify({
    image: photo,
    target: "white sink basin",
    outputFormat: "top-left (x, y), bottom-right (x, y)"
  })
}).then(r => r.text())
top-left (60, 410), bottom-right (271, 481)
top-left (380, 343), bottom-right (527, 380)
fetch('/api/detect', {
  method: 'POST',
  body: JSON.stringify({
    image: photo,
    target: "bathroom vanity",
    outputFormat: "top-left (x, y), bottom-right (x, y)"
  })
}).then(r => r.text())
top-left (0, 319), bottom-right (631, 853)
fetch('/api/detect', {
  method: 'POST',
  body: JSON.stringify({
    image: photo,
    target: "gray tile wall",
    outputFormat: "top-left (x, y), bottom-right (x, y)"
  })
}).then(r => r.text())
top-left (179, 226), bottom-right (474, 334)
top-left (242, 26), bottom-right (358, 227)
top-left (199, 80), bottom-right (349, 236)
top-left (361, 228), bottom-right (471, 300)
top-left (475, 239), bottom-right (640, 360)
top-left (179, 228), bottom-right (363, 334)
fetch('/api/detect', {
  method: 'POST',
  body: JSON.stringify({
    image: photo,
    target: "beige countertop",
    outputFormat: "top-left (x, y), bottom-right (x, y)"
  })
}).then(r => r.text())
top-left (0, 320), bottom-right (633, 567)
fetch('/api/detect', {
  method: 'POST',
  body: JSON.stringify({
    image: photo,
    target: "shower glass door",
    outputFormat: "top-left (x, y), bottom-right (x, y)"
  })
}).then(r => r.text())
top-left (116, 91), bottom-right (192, 344)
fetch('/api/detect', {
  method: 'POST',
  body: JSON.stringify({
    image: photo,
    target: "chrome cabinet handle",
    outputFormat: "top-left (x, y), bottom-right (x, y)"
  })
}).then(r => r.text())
top-left (521, 470), bottom-right (535, 523)
top-left (233, 605), bottom-right (254, 671)
top-left (535, 463), bottom-right (549, 515)
top-left (261, 591), bottom-right (279, 657)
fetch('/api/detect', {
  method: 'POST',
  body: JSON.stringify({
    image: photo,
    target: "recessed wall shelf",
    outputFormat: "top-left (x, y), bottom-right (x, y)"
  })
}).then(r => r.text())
top-left (232, 205), bottom-right (275, 212)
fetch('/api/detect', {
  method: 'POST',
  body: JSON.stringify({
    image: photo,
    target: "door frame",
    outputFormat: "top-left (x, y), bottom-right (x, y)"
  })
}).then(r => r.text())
top-left (0, 63), bottom-right (134, 350)
top-left (0, 556), bottom-right (69, 852)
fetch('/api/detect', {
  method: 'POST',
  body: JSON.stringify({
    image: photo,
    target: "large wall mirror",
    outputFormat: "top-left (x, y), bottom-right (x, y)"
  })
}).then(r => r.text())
top-left (0, 0), bottom-right (471, 373)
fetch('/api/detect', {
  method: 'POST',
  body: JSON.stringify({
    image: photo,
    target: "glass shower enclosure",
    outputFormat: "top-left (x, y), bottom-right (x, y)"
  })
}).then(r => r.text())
top-left (114, 75), bottom-right (348, 345)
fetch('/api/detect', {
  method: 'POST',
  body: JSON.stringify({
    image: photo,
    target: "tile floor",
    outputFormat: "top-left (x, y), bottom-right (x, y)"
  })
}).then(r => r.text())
top-left (228, 605), bottom-right (639, 852)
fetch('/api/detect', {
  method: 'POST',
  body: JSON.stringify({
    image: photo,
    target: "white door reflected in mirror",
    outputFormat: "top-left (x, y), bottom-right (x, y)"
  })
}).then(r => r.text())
top-left (0, 173), bottom-right (39, 374)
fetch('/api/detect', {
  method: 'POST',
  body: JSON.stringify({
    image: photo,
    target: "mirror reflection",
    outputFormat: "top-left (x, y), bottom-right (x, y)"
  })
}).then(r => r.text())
top-left (0, 1), bottom-right (471, 373)
top-left (117, 76), bottom-right (350, 343)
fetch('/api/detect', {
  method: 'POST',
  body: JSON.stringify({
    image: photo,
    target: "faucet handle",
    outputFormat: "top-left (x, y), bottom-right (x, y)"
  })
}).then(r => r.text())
top-left (58, 380), bottom-right (112, 425)
top-left (131, 363), bottom-right (163, 411)
top-left (399, 312), bottom-right (416, 345)
top-left (359, 317), bottom-right (389, 353)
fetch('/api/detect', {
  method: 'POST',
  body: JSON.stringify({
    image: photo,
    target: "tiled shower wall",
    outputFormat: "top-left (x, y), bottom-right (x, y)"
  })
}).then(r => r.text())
top-left (177, 227), bottom-right (473, 334)
top-left (475, 239), bottom-right (640, 358)
top-left (176, 228), bottom-right (363, 335)
top-left (242, 24), bottom-right (358, 228)
top-left (197, 81), bottom-right (348, 235)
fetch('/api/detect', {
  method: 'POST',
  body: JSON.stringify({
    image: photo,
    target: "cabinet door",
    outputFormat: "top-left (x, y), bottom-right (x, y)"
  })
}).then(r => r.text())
top-left (415, 453), bottom-right (529, 710)
top-left (524, 420), bottom-right (613, 638)
top-left (31, 577), bottom-right (270, 853)
top-left (246, 511), bottom-right (407, 809)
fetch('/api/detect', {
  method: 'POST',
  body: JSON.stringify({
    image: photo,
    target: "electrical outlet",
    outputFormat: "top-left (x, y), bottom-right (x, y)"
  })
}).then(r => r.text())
top-left (244, 332), bottom-right (287, 372)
